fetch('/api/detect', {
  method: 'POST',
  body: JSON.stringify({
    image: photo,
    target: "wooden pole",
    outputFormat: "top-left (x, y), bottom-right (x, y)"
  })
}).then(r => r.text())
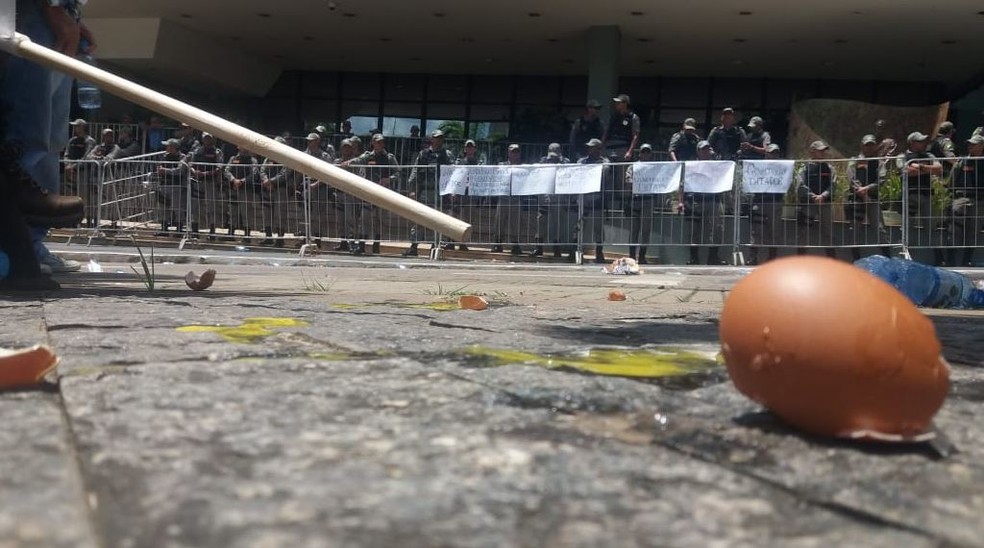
top-left (1, 33), bottom-right (472, 241)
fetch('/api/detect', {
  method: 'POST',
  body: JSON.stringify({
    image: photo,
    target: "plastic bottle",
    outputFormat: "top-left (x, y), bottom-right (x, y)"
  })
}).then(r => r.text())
top-left (76, 39), bottom-right (102, 110)
top-left (854, 255), bottom-right (984, 309)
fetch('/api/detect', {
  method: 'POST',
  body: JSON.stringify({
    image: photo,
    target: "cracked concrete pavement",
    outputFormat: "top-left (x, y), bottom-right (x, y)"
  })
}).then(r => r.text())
top-left (2, 248), bottom-right (984, 547)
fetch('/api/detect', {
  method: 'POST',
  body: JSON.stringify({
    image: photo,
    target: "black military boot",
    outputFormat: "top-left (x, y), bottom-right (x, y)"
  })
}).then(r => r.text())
top-left (371, 240), bottom-right (381, 254)
top-left (638, 247), bottom-right (649, 265)
top-left (594, 245), bottom-right (607, 264)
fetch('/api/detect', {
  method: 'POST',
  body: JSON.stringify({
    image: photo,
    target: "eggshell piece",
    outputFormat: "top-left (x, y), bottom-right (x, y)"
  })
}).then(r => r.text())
top-left (185, 269), bottom-right (217, 291)
top-left (719, 256), bottom-right (949, 439)
top-left (458, 295), bottom-right (489, 311)
top-left (0, 345), bottom-right (59, 389)
top-left (608, 289), bottom-right (626, 301)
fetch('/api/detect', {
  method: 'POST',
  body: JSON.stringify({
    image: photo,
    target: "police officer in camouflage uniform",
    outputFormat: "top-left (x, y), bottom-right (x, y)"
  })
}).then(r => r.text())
top-left (624, 143), bottom-right (658, 264)
top-left (795, 140), bottom-right (837, 258)
top-left (679, 141), bottom-right (727, 265)
top-left (740, 116), bottom-right (771, 160)
top-left (569, 99), bottom-right (604, 160)
top-left (531, 143), bottom-right (570, 257)
top-left (578, 138), bottom-right (610, 263)
top-left (495, 144), bottom-right (528, 255)
top-left (176, 123), bottom-right (200, 156)
top-left (847, 135), bottom-right (891, 260)
top-left (930, 121), bottom-right (958, 178)
top-left (152, 138), bottom-right (190, 234)
top-left (224, 146), bottom-right (261, 243)
top-left (187, 132), bottom-right (226, 239)
top-left (748, 143), bottom-right (784, 265)
top-left (947, 134), bottom-right (984, 266)
top-left (346, 133), bottom-right (398, 254)
top-left (260, 136), bottom-right (296, 246)
top-left (668, 119), bottom-right (699, 162)
top-left (899, 131), bottom-right (945, 265)
top-left (63, 118), bottom-right (95, 191)
top-left (302, 132), bottom-right (337, 248)
top-left (405, 129), bottom-right (454, 256)
top-left (707, 107), bottom-right (747, 161)
top-left (443, 139), bottom-right (482, 251)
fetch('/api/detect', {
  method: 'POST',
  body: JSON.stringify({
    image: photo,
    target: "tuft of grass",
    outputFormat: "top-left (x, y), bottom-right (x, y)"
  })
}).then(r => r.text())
top-left (130, 240), bottom-right (155, 292)
top-left (422, 285), bottom-right (511, 304)
top-left (421, 284), bottom-right (472, 300)
top-left (301, 273), bottom-right (335, 293)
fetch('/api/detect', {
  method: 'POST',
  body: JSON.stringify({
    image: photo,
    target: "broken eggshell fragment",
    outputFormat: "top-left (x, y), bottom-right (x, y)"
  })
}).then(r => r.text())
top-left (185, 269), bottom-right (217, 291)
top-left (0, 345), bottom-right (59, 389)
top-left (608, 289), bottom-right (626, 301)
top-left (719, 256), bottom-right (949, 441)
top-left (458, 295), bottom-right (489, 311)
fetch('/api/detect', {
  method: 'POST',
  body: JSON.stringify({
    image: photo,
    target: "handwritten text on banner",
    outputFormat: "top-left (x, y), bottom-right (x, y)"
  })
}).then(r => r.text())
top-left (741, 160), bottom-right (795, 194)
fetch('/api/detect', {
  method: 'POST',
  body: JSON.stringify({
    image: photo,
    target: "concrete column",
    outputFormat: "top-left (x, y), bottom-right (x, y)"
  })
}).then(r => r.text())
top-left (586, 26), bottom-right (621, 123)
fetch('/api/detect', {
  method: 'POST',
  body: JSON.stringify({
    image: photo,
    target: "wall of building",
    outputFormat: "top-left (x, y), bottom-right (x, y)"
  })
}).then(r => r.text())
top-left (257, 71), bottom-right (947, 151)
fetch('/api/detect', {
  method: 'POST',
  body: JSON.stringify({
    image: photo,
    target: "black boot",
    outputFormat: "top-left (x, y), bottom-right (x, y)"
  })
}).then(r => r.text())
top-left (372, 241), bottom-right (381, 254)
top-left (707, 248), bottom-right (722, 265)
top-left (593, 245), bottom-right (607, 264)
top-left (402, 243), bottom-right (419, 257)
top-left (531, 245), bottom-right (543, 257)
top-left (208, 226), bottom-right (216, 241)
top-left (261, 227), bottom-right (274, 245)
top-left (353, 241), bottom-right (366, 255)
top-left (638, 247), bottom-right (648, 265)
top-left (334, 241), bottom-right (350, 252)
top-left (510, 244), bottom-right (523, 255)
top-left (688, 248), bottom-right (700, 265)
top-left (552, 245), bottom-right (561, 258)
top-left (491, 240), bottom-right (503, 253)
top-left (628, 246), bottom-right (637, 260)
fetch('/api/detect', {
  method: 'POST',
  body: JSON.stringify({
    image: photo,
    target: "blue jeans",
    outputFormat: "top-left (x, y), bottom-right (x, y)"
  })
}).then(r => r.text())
top-left (1, 0), bottom-right (74, 256)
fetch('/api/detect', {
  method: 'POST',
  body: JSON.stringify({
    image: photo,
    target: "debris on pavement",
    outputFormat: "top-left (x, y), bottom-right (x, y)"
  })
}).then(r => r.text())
top-left (608, 289), bottom-right (626, 301)
top-left (0, 345), bottom-right (59, 389)
top-left (185, 269), bottom-right (217, 291)
top-left (603, 257), bottom-right (641, 275)
top-left (458, 295), bottom-right (489, 310)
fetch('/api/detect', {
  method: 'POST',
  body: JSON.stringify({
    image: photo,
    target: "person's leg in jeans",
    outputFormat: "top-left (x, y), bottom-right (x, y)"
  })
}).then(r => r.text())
top-left (2, 1), bottom-right (79, 271)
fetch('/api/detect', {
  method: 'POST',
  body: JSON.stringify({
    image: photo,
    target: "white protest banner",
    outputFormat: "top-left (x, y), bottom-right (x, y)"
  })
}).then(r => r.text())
top-left (631, 162), bottom-right (683, 195)
top-left (555, 164), bottom-right (603, 194)
top-left (452, 165), bottom-right (512, 196)
top-left (741, 160), bottom-right (795, 194)
top-left (511, 165), bottom-right (557, 195)
top-left (439, 165), bottom-right (468, 195)
top-left (683, 161), bottom-right (736, 193)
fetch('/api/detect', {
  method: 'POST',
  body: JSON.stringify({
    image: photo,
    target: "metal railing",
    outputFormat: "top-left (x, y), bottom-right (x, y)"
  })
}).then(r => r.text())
top-left (57, 154), bottom-right (984, 266)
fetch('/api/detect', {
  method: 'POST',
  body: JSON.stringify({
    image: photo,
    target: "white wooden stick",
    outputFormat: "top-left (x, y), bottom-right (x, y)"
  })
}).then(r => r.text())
top-left (1, 33), bottom-right (472, 241)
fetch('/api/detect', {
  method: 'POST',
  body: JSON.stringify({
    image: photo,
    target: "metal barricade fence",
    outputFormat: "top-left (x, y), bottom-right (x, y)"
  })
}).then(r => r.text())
top-left (901, 154), bottom-right (984, 267)
top-left (733, 156), bottom-right (904, 265)
top-left (61, 154), bottom-right (984, 265)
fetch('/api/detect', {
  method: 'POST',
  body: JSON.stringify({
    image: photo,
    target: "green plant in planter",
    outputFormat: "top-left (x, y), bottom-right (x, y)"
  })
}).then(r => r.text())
top-left (881, 171), bottom-right (902, 211)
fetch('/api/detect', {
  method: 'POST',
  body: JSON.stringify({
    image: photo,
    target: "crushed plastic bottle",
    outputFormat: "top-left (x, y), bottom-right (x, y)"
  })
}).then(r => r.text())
top-left (854, 255), bottom-right (984, 309)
